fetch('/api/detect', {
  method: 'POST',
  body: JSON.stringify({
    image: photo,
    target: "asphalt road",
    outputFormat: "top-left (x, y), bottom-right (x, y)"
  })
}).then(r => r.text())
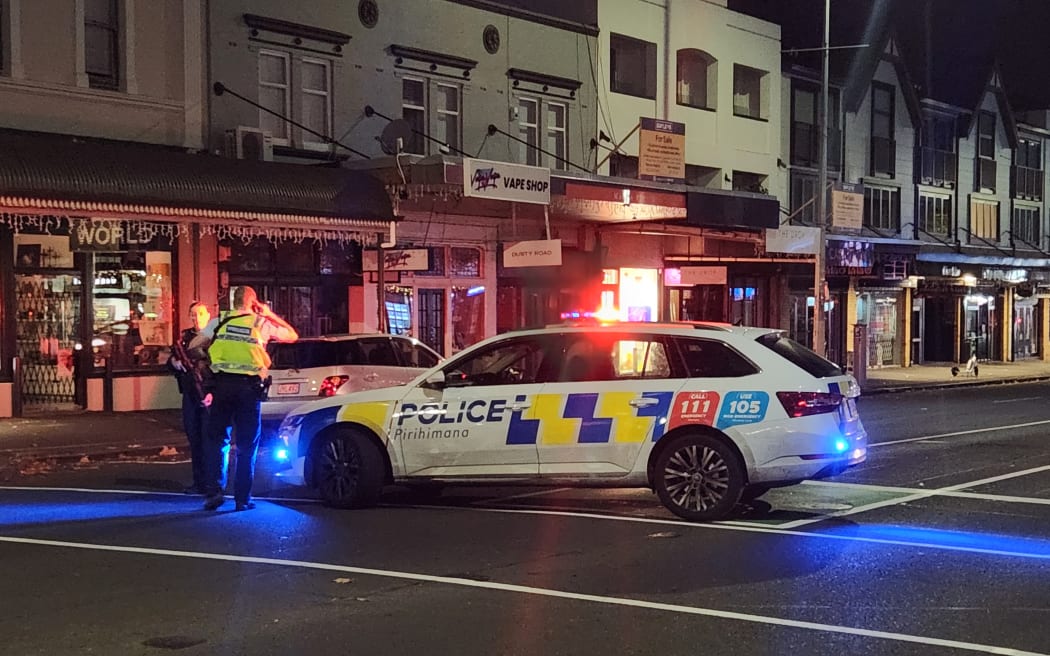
top-left (2, 382), bottom-right (1050, 656)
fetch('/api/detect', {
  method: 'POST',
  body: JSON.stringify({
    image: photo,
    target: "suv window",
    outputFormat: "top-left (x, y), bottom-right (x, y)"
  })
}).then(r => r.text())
top-left (358, 338), bottom-right (399, 366)
top-left (268, 340), bottom-right (365, 369)
top-left (756, 332), bottom-right (842, 378)
top-left (673, 338), bottom-right (759, 377)
top-left (556, 334), bottom-right (671, 382)
top-left (392, 337), bottom-right (440, 368)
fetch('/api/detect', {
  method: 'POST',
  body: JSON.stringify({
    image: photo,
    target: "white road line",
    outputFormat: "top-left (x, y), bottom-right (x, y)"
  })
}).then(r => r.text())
top-left (872, 419), bottom-right (1050, 447)
top-left (0, 535), bottom-right (1044, 656)
top-left (992, 397), bottom-right (1043, 404)
top-left (779, 464), bottom-right (1050, 529)
top-left (4, 485), bottom-right (1050, 561)
top-left (801, 480), bottom-right (1050, 506)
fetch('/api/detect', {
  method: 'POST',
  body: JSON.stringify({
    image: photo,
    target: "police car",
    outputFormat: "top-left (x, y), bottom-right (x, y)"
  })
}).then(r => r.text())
top-left (274, 322), bottom-right (866, 521)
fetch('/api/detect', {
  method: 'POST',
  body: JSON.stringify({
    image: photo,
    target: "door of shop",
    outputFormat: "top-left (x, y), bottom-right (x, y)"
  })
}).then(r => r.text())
top-left (964, 293), bottom-right (996, 361)
top-left (1013, 297), bottom-right (1038, 359)
top-left (15, 273), bottom-right (82, 411)
top-left (911, 297), bottom-right (924, 364)
top-left (418, 288), bottom-right (446, 356)
top-left (922, 296), bottom-right (955, 362)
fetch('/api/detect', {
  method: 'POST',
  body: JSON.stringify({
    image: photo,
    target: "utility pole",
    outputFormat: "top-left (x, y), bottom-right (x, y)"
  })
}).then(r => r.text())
top-left (813, 0), bottom-right (830, 356)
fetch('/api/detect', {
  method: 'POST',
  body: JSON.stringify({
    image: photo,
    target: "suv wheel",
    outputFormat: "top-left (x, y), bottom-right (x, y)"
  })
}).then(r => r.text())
top-left (315, 429), bottom-right (384, 508)
top-left (653, 433), bottom-right (744, 521)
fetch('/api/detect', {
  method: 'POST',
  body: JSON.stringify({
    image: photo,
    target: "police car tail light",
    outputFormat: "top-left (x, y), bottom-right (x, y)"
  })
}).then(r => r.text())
top-left (776, 391), bottom-right (842, 418)
top-left (318, 375), bottom-right (350, 397)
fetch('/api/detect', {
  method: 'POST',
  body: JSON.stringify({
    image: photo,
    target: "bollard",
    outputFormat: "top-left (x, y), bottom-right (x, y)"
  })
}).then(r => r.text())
top-left (12, 356), bottom-right (23, 418)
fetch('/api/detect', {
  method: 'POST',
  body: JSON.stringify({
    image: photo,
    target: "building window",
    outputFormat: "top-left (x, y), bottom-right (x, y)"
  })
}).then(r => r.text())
top-left (401, 77), bottom-right (462, 156)
top-left (790, 172), bottom-right (818, 225)
top-left (870, 82), bottom-right (895, 177)
top-left (85, 0), bottom-right (120, 90)
top-left (676, 49), bottom-right (716, 110)
top-left (920, 114), bottom-right (957, 187)
top-left (1013, 137), bottom-right (1043, 200)
top-left (970, 199), bottom-right (999, 243)
top-left (864, 186), bottom-right (900, 232)
top-left (300, 58), bottom-right (331, 150)
top-left (791, 82), bottom-right (841, 169)
top-left (515, 97), bottom-right (568, 170)
top-left (1012, 206), bottom-right (1040, 248)
top-left (918, 194), bottom-right (952, 238)
top-left (610, 33), bottom-right (656, 99)
top-left (733, 64), bottom-right (766, 119)
top-left (258, 50), bottom-right (291, 144)
top-left (976, 111), bottom-right (997, 193)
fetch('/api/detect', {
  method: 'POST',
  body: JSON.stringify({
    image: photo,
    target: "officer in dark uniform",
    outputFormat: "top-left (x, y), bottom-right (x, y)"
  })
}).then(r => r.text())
top-left (166, 300), bottom-right (212, 494)
top-left (191, 286), bottom-right (298, 511)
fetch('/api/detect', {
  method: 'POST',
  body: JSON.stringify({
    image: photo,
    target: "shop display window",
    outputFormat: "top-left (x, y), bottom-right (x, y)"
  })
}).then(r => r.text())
top-left (451, 285), bottom-right (485, 352)
top-left (91, 251), bottom-right (173, 370)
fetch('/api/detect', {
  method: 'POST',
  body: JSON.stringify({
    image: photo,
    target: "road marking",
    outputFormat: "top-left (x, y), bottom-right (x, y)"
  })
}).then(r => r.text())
top-left (4, 485), bottom-right (1050, 561)
top-left (801, 480), bottom-right (1050, 506)
top-left (0, 535), bottom-right (1044, 656)
top-left (0, 486), bottom-right (321, 504)
top-left (780, 464), bottom-right (1050, 529)
top-left (992, 397), bottom-right (1043, 404)
top-left (872, 419), bottom-right (1050, 447)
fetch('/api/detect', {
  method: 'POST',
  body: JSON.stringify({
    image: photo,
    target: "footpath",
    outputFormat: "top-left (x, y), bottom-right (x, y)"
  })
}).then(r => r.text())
top-left (2, 360), bottom-right (1050, 463)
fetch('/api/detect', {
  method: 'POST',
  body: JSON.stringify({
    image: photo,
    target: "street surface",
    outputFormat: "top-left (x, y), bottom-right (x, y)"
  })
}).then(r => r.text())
top-left (2, 382), bottom-right (1050, 655)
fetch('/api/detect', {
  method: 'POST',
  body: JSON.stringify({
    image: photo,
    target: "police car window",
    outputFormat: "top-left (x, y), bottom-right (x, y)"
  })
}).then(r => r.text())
top-left (337, 341), bottom-right (366, 366)
top-left (558, 336), bottom-right (670, 381)
top-left (392, 337), bottom-right (440, 368)
top-left (446, 338), bottom-right (547, 386)
top-left (359, 338), bottom-right (399, 366)
top-left (674, 338), bottom-right (759, 377)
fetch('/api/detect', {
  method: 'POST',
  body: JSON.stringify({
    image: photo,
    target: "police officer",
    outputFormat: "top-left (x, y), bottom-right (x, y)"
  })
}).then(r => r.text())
top-left (167, 300), bottom-right (212, 494)
top-left (192, 286), bottom-right (298, 511)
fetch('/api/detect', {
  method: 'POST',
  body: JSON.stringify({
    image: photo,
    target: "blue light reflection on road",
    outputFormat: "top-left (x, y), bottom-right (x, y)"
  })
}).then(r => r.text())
top-left (823, 524), bottom-right (1050, 559)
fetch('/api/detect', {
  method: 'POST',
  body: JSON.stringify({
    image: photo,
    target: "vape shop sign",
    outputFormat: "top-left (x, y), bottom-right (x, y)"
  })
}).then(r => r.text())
top-left (463, 158), bottom-right (550, 205)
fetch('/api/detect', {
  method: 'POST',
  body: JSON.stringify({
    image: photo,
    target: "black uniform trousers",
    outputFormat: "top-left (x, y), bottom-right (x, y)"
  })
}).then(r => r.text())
top-left (204, 372), bottom-right (264, 505)
top-left (180, 391), bottom-right (209, 489)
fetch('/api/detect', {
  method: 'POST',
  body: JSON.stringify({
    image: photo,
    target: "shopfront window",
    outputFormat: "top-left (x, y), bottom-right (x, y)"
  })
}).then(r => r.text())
top-left (451, 285), bottom-right (485, 353)
top-left (619, 268), bottom-right (659, 321)
top-left (857, 291), bottom-right (899, 366)
top-left (91, 250), bottom-right (173, 370)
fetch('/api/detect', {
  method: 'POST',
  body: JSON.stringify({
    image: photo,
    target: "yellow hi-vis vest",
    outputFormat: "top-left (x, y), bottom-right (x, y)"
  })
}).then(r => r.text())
top-left (208, 312), bottom-right (271, 376)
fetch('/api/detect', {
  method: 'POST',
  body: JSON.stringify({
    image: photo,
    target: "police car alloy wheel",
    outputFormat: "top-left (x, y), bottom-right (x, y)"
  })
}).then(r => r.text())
top-left (315, 429), bottom-right (384, 508)
top-left (653, 433), bottom-right (744, 521)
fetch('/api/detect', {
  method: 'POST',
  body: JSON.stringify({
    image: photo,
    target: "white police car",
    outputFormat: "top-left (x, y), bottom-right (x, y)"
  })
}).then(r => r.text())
top-left (274, 322), bottom-right (866, 521)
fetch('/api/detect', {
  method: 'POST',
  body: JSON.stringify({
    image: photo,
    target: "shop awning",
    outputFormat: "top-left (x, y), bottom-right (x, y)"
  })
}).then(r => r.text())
top-left (0, 130), bottom-right (395, 232)
top-left (917, 251), bottom-right (1050, 268)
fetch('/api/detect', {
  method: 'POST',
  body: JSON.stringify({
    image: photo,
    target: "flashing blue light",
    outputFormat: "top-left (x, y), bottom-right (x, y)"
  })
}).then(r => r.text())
top-left (466, 285), bottom-right (486, 297)
top-left (275, 449), bottom-right (289, 461)
top-left (833, 439), bottom-right (849, 453)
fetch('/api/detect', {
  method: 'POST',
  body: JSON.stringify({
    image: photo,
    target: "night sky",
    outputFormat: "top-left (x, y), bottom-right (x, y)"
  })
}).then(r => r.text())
top-left (728, 0), bottom-right (1050, 110)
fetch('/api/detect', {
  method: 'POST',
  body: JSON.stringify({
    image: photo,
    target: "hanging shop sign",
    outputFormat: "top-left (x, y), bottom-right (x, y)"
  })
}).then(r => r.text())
top-left (463, 158), bottom-right (550, 205)
top-left (69, 218), bottom-right (173, 252)
top-left (981, 268), bottom-right (1027, 284)
top-left (826, 240), bottom-right (874, 275)
top-left (831, 182), bottom-right (864, 230)
top-left (764, 225), bottom-right (820, 254)
top-left (664, 266), bottom-right (728, 286)
top-left (362, 248), bottom-right (430, 272)
top-left (638, 117), bottom-right (686, 184)
top-left (503, 239), bottom-right (562, 268)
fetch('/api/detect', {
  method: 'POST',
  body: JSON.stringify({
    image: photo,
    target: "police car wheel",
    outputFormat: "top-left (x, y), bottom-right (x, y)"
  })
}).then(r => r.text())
top-left (653, 433), bottom-right (744, 522)
top-left (315, 430), bottom-right (384, 509)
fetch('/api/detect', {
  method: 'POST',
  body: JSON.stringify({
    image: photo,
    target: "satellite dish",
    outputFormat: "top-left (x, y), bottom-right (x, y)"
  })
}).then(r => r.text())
top-left (379, 119), bottom-right (413, 155)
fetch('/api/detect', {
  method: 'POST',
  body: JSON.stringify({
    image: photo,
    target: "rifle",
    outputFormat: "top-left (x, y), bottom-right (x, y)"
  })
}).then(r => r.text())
top-left (171, 329), bottom-right (207, 405)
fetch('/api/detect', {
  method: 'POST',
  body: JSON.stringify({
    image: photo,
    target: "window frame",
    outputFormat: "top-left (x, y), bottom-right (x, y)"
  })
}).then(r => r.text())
top-left (258, 49), bottom-right (292, 145)
top-left (676, 48), bottom-right (716, 111)
top-left (84, 0), bottom-right (120, 90)
top-left (733, 64), bottom-right (766, 120)
top-left (917, 193), bottom-right (952, 239)
top-left (517, 96), bottom-right (539, 166)
top-left (299, 56), bottom-right (333, 151)
top-left (516, 95), bottom-right (569, 170)
top-left (400, 76), bottom-right (463, 157)
top-left (863, 186), bottom-right (900, 233)
top-left (609, 32), bottom-right (657, 100)
top-left (1011, 206), bottom-right (1041, 247)
top-left (969, 199), bottom-right (1000, 243)
top-left (977, 111), bottom-right (996, 160)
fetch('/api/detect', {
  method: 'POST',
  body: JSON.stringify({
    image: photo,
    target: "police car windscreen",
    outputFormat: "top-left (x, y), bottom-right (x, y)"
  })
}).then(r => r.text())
top-left (756, 333), bottom-right (842, 378)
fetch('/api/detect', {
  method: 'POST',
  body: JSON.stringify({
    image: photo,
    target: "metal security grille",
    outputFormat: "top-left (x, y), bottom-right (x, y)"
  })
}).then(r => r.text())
top-left (418, 288), bottom-right (446, 356)
top-left (15, 275), bottom-right (79, 407)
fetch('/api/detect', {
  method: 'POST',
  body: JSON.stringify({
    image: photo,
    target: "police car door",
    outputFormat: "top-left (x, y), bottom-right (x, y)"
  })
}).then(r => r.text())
top-left (394, 334), bottom-right (555, 478)
top-left (536, 332), bottom-right (681, 475)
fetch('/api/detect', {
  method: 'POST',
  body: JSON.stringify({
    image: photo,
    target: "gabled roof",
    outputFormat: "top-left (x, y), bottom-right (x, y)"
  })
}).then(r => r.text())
top-left (842, 28), bottom-right (921, 127)
top-left (961, 63), bottom-right (1018, 148)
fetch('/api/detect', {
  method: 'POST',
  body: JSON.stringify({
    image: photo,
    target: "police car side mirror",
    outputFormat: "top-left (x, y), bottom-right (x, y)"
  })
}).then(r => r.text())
top-left (422, 371), bottom-right (447, 389)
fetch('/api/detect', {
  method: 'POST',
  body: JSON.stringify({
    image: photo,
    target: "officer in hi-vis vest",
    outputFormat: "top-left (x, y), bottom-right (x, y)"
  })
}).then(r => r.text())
top-left (190, 286), bottom-right (298, 511)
